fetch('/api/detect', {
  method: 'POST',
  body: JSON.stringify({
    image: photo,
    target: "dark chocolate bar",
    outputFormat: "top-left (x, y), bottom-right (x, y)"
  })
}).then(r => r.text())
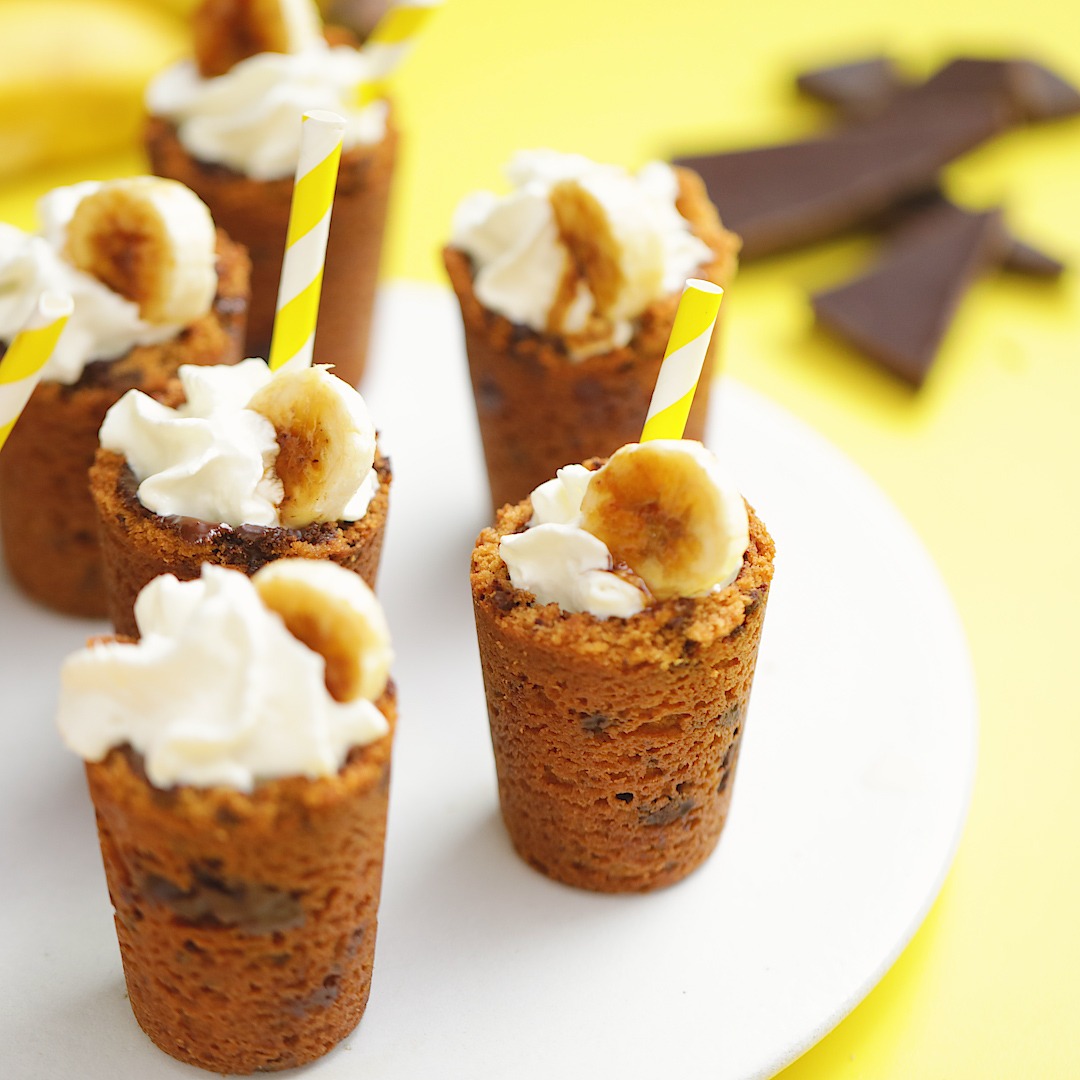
top-left (676, 96), bottom-right (1009, 259)
top-left (674, 52), bottom-right (1076, 386)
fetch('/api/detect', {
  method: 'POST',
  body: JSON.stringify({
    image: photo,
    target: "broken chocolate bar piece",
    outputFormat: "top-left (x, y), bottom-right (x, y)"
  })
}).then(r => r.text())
top-left (1004, 239), bottom-right (1065, 278)
top-left (676, 96), bottom-right (1009, 259)
top-left (884, 189), bottom-right (1065, 278)
top-left (796, 56), bottom-right (909, 118)
top-left (902, 58), bottom-right (1080, 124)
top-left (812, 203), bottom-right (1008, 386)
top-left (797, 55), bottom-right (1080, 126)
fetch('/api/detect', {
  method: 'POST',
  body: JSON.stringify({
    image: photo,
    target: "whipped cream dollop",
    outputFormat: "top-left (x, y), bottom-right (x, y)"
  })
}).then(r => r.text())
top-left (147, 46), bottom-right (389, 180)
top-left (99, 360), bottom-right (379, 527)
top-left (0, 183), bottom-right (190, 384)
top-left (450, 150), bottom-right (713, 359)
top-left (499, 465), bottom-right (648, 618)
top-left (57, 565), bottom-right (389, 792)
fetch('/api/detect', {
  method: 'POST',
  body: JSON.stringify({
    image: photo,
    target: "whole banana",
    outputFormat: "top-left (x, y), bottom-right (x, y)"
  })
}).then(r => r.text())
top-left (0, 0), bottom-right (187, 182)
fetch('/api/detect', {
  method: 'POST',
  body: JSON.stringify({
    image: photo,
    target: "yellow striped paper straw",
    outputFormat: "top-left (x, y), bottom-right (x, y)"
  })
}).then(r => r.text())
top-left (356, 0), bottom-right (443, 109)
top-left (640, 279), bottom-right (724, 442)
top-left (268, 109), bottom-right (346, 372)
top-left (0, 292), bottom-right (74, 454)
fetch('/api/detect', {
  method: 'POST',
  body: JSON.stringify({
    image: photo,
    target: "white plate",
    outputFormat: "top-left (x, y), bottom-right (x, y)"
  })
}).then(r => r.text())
top-left (0, 282), bottom-right (977, 1080)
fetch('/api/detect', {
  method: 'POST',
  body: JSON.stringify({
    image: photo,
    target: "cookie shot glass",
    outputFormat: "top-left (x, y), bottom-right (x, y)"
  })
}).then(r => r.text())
top-left (471, 440), bottom-right (774, 892)
top-left (58, 559), bottom-right (397, 1074)
top-left (444, 150), bottom-right (740, 510)
top-left (145, 0), bottom-right (404, 386)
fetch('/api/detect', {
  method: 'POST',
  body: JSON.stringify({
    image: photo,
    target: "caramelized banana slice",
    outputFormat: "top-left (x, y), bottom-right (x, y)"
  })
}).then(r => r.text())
top-left (253, 559), bottom-right (392, 702)
top-left (549, 179), bottom-right (625, 317)
top-left (246, 365), bottom-right (376, 528)
top-left (64, 177), bottom-right (217, 325)
top-left (193, 0), bottom-right (323, 78)
top-left (549, 175), bottom-right (665, 331)
top-left (579, 440), bottom-right (749, 600)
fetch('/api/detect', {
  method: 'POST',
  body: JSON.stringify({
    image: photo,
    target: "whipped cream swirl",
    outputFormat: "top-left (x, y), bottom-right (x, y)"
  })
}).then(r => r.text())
top-left (99, 360), bottom-right (379, 527)
top-left (450, 150), bottom-right (713, 359)
top-left (0, 183), bottom-right (188, 384)
top-left (147, 47), bottom-right (389, 180)
top-left (57, 565), bottom-right (389, 792)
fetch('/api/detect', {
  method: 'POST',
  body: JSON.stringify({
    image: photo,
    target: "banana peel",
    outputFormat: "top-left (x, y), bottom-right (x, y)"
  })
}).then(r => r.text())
top-left (0, 1), bottom-right (188, 183)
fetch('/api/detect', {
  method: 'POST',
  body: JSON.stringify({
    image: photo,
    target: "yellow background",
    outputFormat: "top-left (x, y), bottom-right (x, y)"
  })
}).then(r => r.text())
top-left (2, 1), bottom-right (1077, 1076)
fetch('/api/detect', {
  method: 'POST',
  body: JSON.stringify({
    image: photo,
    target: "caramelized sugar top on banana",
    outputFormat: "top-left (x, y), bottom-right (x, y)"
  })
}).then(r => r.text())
top-left (100, 361), bottom-right (380, 530)
top-left (0, 177), bottom-right (218, 384)
top-left (58, 561), bottom-right (392, 792)
top-left (499, 441), bottom-right (750, 618)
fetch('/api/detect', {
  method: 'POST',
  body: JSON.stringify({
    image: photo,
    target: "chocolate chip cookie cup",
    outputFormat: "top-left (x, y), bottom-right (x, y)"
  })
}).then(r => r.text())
top-left (60, 561), bottom-right (397, 1073)
top-left (444, 156), bottom-right (740, 510)
top-left (144, 0), bottom-right (402, 388)
top-left (470, 484), bottom-right (774, 893)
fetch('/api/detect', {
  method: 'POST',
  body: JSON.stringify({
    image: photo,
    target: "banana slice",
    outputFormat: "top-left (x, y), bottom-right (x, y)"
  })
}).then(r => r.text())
top-left (193, 0), bottom-right (324, 78)
top-left (64, 177), bottom-right (217, 325)
top-left (579, 440), bottom-right (749, 600)
top-left (549, 174), bottom-right (665, 330)
top-left (253, 558), bottom-right (392, 703)
top-left (548, 179), bottom-right (625, 318)
top-left (246, 365), bottom-right (376, 529)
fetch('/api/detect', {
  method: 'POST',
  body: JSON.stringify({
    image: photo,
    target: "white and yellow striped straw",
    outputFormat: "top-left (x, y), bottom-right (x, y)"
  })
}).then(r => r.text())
top-left (0, 292), bottom-right (74, 454)
top-left (268, 109), bottom-right (346, 372)
top-left (356, 0), bottom-right (443, 108)
top-left (640, 279), bottom-right (724, 442)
